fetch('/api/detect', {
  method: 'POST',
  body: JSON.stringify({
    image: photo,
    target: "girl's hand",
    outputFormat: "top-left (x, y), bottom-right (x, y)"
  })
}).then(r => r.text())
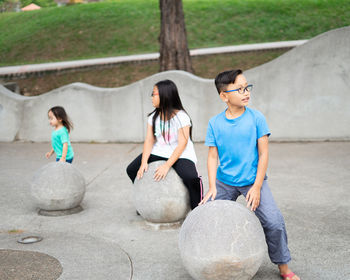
top-left (199, 188), bottom-right (217, 205)
top-left (137, 163), bottom-right (148, 180)
top-left (246, 185), bottom-right (261, 211)
top-left (45, 152), bottom-right (51, 159)
top-left (153, 164), bottom-right (170, 181)
top-left (59, 158), bottom-right (66, 162)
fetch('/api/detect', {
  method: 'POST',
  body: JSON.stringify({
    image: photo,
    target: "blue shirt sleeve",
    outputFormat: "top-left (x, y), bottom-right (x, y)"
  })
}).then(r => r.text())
top-left (205, 121), bottom-right (217, 146)
top-left (60, 128), bottom-right (69, 143)
top-left (256, 112), bottom-right (271, 139)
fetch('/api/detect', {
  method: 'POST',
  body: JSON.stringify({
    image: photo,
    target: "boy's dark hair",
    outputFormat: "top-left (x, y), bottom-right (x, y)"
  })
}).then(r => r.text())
top-left (214, 69), bottom-right (243, 94)
top-left (148, 79), bottom-right (192, 142)
top-left (49, 106), bottom-right (73, 133)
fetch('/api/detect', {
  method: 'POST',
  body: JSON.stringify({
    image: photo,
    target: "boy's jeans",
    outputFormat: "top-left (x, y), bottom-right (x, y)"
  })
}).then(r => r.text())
top-left (215, 179), bottom-right (291, 265)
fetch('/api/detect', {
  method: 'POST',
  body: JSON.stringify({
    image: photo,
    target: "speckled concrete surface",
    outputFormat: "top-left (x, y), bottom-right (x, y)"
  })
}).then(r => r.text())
top-left (0, 142), bottom-right (349, 280)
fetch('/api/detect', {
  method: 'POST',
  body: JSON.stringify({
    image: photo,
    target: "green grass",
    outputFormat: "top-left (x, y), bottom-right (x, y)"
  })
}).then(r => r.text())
top-left (0, 0), bottom-right (349, 66)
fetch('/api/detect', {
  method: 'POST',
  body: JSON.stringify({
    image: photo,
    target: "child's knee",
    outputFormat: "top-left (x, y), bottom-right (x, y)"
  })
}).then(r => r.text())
top-left (126, 164), bottom-right (131, 175)
top-left (264, 213), bottom-right (285, 231)
top-left (182, 176), bottom-right (200, 186)
top-left (126, 164), bottom-right (135, 180)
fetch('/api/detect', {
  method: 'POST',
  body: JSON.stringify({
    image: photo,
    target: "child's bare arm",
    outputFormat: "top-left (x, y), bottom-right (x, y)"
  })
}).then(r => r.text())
top-left (246, 135), bottom-right (269, 211)
top-left (59, 143), bottom-right (68, 162)
top-left (153, 125), bottom-right (190, 181)
top-left (137, 124), bottom-right (155, 179)
top-left (199, 146), bottom-right (218, 205)
top-left (255, 135), bottom-right (269, 187)
top-left (45, 148), bottom-right (54, 159)
top-left (167, 126), bottom-right (189, 166)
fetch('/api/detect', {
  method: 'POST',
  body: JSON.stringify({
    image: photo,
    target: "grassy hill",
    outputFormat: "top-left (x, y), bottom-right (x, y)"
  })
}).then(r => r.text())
top-left (0, 0), bottom-right (349, 66)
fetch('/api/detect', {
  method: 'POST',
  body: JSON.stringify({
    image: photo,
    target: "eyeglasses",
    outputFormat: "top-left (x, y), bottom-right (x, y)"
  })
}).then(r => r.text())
top-left (151, 93), bottom-right (159, 97)
top-left (224, 84), bottom-right (253, 94)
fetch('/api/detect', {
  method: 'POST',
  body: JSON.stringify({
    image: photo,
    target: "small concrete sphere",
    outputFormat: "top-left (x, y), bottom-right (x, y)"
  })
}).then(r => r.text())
top-left (31, 162), bottom-right (86, 211)
top-left (179, 200), bottom-right (266, 280)
top-left (133, 161), bottom-right (190, 223)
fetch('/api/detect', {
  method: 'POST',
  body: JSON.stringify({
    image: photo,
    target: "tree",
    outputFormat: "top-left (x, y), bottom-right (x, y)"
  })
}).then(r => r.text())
top-left (159, 0), bottom-right (193, 73)
top-left (0, 0), bottom-right (20, 12)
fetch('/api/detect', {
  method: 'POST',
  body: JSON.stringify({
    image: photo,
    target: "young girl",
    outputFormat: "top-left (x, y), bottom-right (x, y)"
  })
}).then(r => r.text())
top-left (126, 79), bottom-right (202, 209)
top-left (45, 106), bottom-right (74, 164)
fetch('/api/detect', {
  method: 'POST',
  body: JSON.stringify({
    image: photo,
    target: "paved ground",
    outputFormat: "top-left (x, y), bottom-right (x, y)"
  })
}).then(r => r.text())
top-left (0, 142), bottom-right (349, 280)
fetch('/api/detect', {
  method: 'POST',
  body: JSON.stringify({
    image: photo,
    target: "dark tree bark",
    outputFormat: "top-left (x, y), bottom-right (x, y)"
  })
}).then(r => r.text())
top-left (159, 0), bottom-right (194, 73)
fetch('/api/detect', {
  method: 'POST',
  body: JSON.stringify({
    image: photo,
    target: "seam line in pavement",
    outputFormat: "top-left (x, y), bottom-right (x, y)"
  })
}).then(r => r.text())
top-left (86, 163), bottom-right (114, 188)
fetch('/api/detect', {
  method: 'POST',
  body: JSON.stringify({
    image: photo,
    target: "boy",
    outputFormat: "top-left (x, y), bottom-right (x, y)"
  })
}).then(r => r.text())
top-left (200, 70), bottom-right (300, 280)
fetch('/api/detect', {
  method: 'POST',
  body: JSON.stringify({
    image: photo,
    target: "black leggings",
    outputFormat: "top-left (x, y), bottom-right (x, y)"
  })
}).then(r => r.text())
top-left (126, 154), bottom-right (203, 209)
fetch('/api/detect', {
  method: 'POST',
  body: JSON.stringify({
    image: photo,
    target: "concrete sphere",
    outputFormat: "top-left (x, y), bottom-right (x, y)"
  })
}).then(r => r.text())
top-left (31, 162), bottom-right (86, 211)
top-left (179, 200), bottom-right (266, 280)
top-left (133, 161), bottom-right (190, 223)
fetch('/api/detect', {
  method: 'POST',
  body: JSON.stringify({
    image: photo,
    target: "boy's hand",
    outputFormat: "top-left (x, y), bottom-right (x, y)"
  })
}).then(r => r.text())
top-left (246, 185), bottom-right (261, 211)
top-left (59, 158), bottom-right (66, 162)
top-left (153, 164), bottom-right (170, 181)
top-left (45, 152), bottom-right (51, 159)
top-left (199, 188), bottom-right (217, 205)
top-left (137, 163), bottom-right (148, 180)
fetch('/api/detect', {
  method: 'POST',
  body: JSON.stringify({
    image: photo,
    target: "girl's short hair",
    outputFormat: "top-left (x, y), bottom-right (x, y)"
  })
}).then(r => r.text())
top-left (215, 69), bottom-right (243, 94)
top-left (149, 79), bottom-right (192, 142)
top-left (49, 106), bottom-right (73, 133)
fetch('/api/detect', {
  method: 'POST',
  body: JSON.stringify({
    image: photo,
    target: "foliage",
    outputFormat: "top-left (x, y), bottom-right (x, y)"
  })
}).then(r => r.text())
top-left (0, 0), bottom-right (349, 65)
top-left (0, 0), bottom-right (20, 13)
top-left (0, 0), bottom-right (55, 12)
top-left (20, 0), bottom-right (56, 8)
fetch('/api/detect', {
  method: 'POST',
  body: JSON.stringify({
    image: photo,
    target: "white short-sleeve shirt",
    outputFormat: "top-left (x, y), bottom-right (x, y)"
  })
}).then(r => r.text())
top-left (148, 110), bottom-right (197, 164)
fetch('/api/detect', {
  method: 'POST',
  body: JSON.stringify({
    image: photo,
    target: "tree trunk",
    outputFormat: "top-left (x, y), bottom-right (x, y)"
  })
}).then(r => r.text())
top-left (159, 0), bottom-right (194, 73)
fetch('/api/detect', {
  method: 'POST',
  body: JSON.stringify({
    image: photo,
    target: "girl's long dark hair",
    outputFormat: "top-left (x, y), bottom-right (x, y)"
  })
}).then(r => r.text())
top-left (49, 106), bottom-right (73, 133)
top-left (148, 80), bottom-right (192, 142)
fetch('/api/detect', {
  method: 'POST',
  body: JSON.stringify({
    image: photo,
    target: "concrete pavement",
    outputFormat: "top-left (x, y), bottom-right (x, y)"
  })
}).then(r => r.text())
top-left (0, 142), bottom-right (350, 279)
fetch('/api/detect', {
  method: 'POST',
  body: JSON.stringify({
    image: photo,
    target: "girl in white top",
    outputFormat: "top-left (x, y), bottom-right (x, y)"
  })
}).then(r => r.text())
top-left (126, 80), bottom-right (202, 209)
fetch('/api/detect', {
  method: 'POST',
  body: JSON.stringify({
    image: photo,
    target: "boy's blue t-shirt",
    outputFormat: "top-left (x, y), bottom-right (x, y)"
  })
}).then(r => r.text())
top-left (51, 126), bottom-right (74, 160)
top-left (205, 107), bottom-right (270, 187)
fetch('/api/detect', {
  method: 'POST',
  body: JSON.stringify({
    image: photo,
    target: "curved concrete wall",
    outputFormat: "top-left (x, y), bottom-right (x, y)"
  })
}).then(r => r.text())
top-left (1, 26), bottom-right (349, 142)
top-left (0, 86), bottom-right (29, 142)
top-left (246, 26), bottom-right (350, 140)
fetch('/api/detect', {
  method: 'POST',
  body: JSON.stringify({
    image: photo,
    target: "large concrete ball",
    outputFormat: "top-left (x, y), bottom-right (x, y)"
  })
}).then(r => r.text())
top-left (179, 200), bottom-right (266, 280)
top-left (133, 161), bottom-right (190, 223)
top-left (31, 162), bottom-right (86, 211)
